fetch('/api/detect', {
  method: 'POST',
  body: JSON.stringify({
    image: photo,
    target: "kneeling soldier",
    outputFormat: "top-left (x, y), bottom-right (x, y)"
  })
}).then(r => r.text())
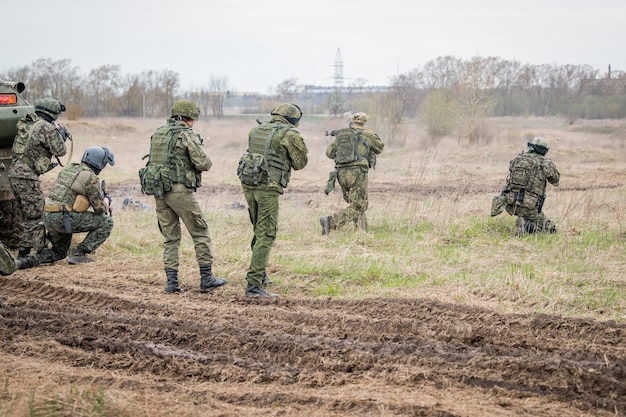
top-left (15, 146), bottom-right (115, 269)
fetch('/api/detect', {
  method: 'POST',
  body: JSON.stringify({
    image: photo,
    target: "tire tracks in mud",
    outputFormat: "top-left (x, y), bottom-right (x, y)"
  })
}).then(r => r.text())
top-left (1, 278), bottom-right (624, 416)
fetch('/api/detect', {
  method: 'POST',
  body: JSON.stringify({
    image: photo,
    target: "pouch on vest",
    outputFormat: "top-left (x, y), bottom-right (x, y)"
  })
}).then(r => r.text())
top-left (237, 152), bottom-right (270, 186)
top-left (73, 195), bottom-right (91, 212)
top-left (139, 164), bottom-right (172, 198)
top-left (521, 192), bottom-right (539, 210)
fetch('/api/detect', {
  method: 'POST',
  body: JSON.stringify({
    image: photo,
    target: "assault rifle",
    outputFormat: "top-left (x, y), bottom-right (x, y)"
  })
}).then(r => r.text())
top-left (101, 180), bottom-right (113, 217)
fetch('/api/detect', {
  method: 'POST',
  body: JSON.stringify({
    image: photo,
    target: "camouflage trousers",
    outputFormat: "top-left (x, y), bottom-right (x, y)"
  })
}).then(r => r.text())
top-left (331, 166), bottom-right (369, 230)
top-left (9, 177), bottom-right (46, 250)
top-left (155, 184), bottom-right (213, 271)
top-left (28, 211), bottom-right (114, 267)
top-left (504, 204), bottom-right (557, 233)
top-left (243, 188), bottom-right (279, 287)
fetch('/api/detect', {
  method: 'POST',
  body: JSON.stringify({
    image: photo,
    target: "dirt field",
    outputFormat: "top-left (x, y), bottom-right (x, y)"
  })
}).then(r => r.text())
top-left (3, 258), bottom-right (625, 416)
top-left (1, 116), bottom-right (625, 416)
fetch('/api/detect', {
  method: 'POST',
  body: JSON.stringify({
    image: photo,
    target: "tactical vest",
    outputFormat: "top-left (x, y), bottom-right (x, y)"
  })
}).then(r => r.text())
top-left (12, 113), bottom-right (51, 175)
top-left (48, 163), bottom-right (85, 206)
top-left (149, 123), bottom-right (200, 188)
top-left (507, 153), bottom-right (545, 196)
top-left (240, 122), bottom-right (291, 187)
top-left (333, 128), bottom-right (369, 165)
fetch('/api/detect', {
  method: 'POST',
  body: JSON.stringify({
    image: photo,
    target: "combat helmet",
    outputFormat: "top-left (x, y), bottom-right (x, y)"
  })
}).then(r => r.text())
top-left (527, 137), bottom-right (550, 155)
top-left (351, 112), bottom-right (368, 125)
top-left (35, 97), bottom-right (66, 120)
top-left (271, 103), bottom-right (303, 126)
top-left (171, 100), bottom-right (200, 121)
top-left (82, 146), bottom-right (115, 174)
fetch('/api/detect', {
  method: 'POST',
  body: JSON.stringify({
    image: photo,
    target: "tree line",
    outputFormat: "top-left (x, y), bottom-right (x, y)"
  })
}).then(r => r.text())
top-left (3, 56), bottom-right (625, 139)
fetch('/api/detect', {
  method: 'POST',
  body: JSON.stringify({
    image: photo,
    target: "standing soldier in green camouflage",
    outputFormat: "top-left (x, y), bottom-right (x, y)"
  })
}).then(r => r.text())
top-left (237, 103), bottom-right (308, 297)
top-left (320, 112), bottom-right (384, 234)
top-left (8, 97), bottom-right (69, 261)
top-left (15, 146), bottom-right (114, 270)
top-left (491, 137), bottom-right (560, 234)
top-left (146, 100), bottom-right (226, 294)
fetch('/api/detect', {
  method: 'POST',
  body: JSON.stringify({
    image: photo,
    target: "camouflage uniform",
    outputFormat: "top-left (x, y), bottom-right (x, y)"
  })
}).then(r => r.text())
top-left (241, 108), bottom-right (308, 291)
top-left (494, 138), bottom-right (560, 234)
top-left (150, 118), bottom-right (214, 271)
top-left (22, 162), bottom-right (113, 267)
top-left (324, 113), bottom-right (384, 231)
top-left (8, 112), bottom-right (67, 251)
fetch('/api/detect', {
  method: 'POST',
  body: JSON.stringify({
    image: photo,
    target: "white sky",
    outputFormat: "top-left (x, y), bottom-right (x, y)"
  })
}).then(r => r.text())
top-left (4, 0), bottom-right (626, 94)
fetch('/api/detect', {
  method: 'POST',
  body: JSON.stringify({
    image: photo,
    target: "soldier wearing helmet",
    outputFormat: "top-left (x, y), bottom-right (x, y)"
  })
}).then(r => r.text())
top-left (8, 97), bottom-right (69, 261)
top-left (319, 111), bottom-right (384, 235)
top-left (15, 146), bottom-right (115, 270)
top-left (145, 100), bottom-right (227, 294)
top-left (237, 103), bottom-right (308, 297)
top-left (491, 137), bottom-right (560, 234)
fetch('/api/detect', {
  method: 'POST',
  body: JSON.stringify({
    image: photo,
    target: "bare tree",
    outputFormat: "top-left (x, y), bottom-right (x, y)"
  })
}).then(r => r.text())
top-left (208, 75), bottom-right (231, 119)
top-left (275, 78), bottom-right (300, 102)
top-left (86, 65), bottom-right (121, 116)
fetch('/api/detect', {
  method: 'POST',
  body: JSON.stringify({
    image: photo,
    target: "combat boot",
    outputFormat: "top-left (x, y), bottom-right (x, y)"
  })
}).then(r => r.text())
top-left (68, 248), bottom-right (94, 264)
top-left (164, 269), bottom-right (183, 293)
top-left (319, 216), bottom-right (332, 235)
top-left (15, 257), bottom-right (33, 270)
top-left (245, 283), bottom-right (278, 298)
top-left (199, 265), bottom-right (227, 293)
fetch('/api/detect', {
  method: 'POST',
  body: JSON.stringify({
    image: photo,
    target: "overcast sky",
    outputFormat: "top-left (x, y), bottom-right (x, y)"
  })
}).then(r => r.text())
top-left (4, 0), bottom-right (625, 94)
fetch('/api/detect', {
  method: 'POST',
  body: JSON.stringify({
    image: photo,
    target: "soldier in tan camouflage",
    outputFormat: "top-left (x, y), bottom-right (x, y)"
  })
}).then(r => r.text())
top-left (15, 146), bottom-right (114, 269)
top-left (320, 112), bottom-right (384, 234)
top-left (491, 137), bottom-right (560, 234)
top-left (146, 100), bottom-right (227, 294)
top-left (8, 97), bottom-right (69, 261)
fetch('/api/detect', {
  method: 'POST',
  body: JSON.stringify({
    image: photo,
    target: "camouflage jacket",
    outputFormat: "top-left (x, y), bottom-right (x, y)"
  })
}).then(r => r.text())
top-left (242, 115), bottom-right (308, 194)
top-left (8, 113), bottom-right (67, 180)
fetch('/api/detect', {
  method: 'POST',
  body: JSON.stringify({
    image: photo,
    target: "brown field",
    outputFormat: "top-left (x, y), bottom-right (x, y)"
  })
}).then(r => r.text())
top-left (1, 115), bottom-right (625, 416)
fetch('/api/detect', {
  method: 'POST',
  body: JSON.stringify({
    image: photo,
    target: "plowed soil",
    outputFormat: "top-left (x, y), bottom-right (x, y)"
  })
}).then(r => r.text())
top-left (2, 258), bottom-right (624, 416)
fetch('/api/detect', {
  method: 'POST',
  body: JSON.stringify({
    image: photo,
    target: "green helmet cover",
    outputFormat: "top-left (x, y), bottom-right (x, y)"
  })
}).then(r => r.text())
top-left (171, 100), bottom-right (200, 121)
top-left (271, 103), bottom-right (302, 125)
top-left (35, 97), bottom-right (65, 120)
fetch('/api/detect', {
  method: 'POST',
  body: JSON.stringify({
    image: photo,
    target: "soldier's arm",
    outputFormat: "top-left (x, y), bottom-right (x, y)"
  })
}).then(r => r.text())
top-left (546, 160), bottom-right (560, 186)
top-left (84, 174), bottom-right (108, 215)
top-left (365, 130), bottom-right (384, 154)
top-left (284, 130), bottom-right (308, 171)
top-left (41, 123), bottom-right (67, 157)
top-left (183, 132), bottom-right (212, 172)
top-left (325, 141), bottom-right (336, 160)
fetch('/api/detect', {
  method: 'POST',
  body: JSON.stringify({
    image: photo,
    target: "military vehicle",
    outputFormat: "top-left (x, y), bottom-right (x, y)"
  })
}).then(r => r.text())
top-left (0, 80), bottom-right (34, 247)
